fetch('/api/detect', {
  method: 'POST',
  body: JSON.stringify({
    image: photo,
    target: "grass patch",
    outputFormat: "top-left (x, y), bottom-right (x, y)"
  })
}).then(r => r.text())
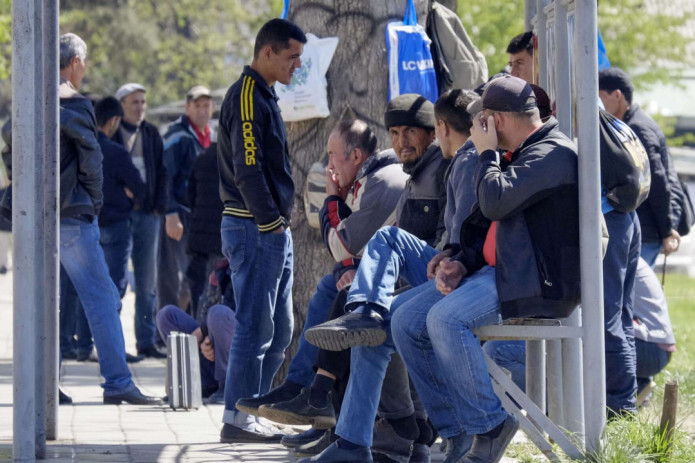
top-left (576, 273), bottom-right (695, 461)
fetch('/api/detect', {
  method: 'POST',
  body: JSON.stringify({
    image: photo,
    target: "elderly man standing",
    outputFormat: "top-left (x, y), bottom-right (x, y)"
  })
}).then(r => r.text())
top-left (113, 82), bottom-right (168, 359)
top-left (24, 33), bottom-right (161, 404)
top-left (158, 86), bottom-right (215, 314)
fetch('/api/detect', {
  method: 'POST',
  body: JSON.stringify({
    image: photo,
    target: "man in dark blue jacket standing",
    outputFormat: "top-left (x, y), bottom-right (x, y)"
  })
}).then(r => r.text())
top-left (216, 18), bottom-right (306, 443)
top-left (113, 82), bottom-right (168, 359)
top-left (158, 86), bottom-right (215, 313)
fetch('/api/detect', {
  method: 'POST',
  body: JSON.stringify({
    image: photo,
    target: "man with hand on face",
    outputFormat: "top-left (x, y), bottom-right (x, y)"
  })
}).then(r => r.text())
top-left (113, 82), bottom-right (168, 359)
top-left (158, 85), bottom-right (215, 313)
top-left (232, 119), bottom-right (407, 434)
top-left (216, 18), bottom-right (306, 443)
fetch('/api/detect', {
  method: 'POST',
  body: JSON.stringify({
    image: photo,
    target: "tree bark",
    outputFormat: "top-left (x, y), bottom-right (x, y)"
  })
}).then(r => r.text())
top-left (275, 0), bottom-right (429, 383)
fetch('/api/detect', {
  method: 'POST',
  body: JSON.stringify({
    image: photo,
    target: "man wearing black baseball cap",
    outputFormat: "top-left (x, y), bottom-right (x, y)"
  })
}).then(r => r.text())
top-left (386, 75), bottom-right (581, 462)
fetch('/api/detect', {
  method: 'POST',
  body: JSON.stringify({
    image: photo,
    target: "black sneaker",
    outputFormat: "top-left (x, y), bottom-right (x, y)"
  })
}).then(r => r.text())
top-left (259, 387), bottom-right (336, 429)
top-left (294, 428), bottom-right (337, 457)
top-left (235, 381), bottom-right (302, 416)
top-left (371, 418), bottom-right (413, 463)
top-left (58, 388), bottom-right (73, 405)
top-left (219, 422), bottom-right (283, 444)
top-left (304, 310), bottom-right (387, 351)
top-left (138, 345), bottom-right (166, 359)
top-left (460, 414), bottom-right (518, 463)
top-left (281, 427), bottom-right (326, 449)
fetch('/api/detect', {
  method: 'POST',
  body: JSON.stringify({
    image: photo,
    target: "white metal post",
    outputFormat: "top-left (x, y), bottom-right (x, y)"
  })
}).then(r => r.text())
top-left (12, 0), bottom-right (40, 460)
top-left (574, 0), bottom-right (606, 453)
top-left (554, 0), bottom-right (573, 138)
top-left (535, 0), bottom-right (548, 88)
top-left (43, 0), bottom-right (60, 442)
top-left (525, 0), bottom-right (537, 31)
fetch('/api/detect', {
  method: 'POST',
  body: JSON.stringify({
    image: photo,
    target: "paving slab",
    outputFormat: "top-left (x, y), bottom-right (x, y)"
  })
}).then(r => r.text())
top-left (0, 266), bottom-right (527, 462)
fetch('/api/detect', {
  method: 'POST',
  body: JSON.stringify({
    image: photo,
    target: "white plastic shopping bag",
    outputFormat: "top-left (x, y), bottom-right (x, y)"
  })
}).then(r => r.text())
top-left (276, 33), bottom-right (339, 122)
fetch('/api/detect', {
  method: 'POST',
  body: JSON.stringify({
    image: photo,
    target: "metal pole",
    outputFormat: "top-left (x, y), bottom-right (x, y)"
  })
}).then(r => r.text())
top-left (526, 340), bottom-right (546, 412)
top-left (554, 0), bottom-right (573, 137)
top-left (562, 311), bottom-right (585, 447)
top-left (575, 0), bottom-right (605, 453)
top-left (12, 0), bottom-right (39, 460)
top-left (525, 0), bottom-right (536, 31)
top-left (43, 0), bottom-right (60, 441)
top-left (31, 0), bottom-right (48, 455)
top-left (535, 0), bottom-right (548, 88)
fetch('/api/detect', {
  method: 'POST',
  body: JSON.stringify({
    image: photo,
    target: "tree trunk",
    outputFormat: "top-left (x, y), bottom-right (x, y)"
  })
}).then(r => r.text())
top-left (276, 0), bottom-right (429, 383)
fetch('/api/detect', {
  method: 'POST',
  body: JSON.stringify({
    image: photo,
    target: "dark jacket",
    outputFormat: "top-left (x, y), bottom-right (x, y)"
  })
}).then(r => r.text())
top-left (218, 66), bottom-right (293, 233)
top-left (187, 142), bottom-right (224, 257)
top-left (454, 118), bottom-right (581, 320)
top-left (59, 90), bottom-right (104, 218)
top-left (319, 151), bottom-right (408, 279)
top-left (624, 104), bottom-right (683, 242)
top-left (112, 119), bottom-right (168, 216)
top-left (163, 115), bottom-right (206, 215)
top-left (394, 142), bottom-right (450, 246)
top-left (1, 82), bottom-right (106, 219)
top-left (98, 132), bottom-right (146, 227)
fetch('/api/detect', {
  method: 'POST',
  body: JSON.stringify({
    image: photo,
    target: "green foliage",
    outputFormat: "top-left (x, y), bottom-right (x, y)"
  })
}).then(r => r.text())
top-left (457, 0), bottom-right (693, 90)
top-left (0, 0), bottom-right (10, 80)
top-left (458, 1), bottom-right (524, 76)
top-left (58, 0), bottom-right (278, 108)
top-left (599, 0), bottom-right (694, 89)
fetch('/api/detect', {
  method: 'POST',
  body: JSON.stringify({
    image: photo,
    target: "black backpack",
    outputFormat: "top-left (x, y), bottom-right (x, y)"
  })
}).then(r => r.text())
top-left (674, 179), bottom-right (695, 236)
top-left (599, 109), bottom-right (651, 213)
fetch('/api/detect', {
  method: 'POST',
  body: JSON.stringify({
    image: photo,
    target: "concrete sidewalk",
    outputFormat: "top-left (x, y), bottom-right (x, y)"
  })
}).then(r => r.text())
top-left (0, 266), bottom-right (523, 462)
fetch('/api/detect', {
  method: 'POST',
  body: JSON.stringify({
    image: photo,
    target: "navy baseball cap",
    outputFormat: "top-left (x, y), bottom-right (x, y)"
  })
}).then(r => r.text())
top-left (480, 75), bottom-right (537, 112)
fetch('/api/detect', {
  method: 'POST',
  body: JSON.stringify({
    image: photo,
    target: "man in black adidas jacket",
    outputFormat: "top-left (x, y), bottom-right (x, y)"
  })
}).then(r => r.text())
top-left (216, 18), bottom-right (306, 444)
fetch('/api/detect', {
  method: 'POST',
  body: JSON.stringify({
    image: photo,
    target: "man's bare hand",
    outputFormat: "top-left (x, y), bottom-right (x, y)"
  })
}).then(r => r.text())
top-left (662, 229), bottom-right (681, 256)
top-left (124, 187), bottom-right (134, 199)
top-left (435, 258), bottom-right (466, 295)
top-left (427, 249), bottom-right (452, 280)
top-left (165, 214), bottom-right (184, 241)
top-left (325, 166), bottom-right (341, 196)
top-left (200, 336), bottom-right (215, 362)
top-left (337, 269), bottom-right (356, 291)
top-left (470, 114), bottom-right (498, 154)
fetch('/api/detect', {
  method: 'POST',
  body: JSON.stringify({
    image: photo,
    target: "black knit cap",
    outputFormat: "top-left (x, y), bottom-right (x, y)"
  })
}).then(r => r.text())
top-left (384, 94), bottom-right (435, 129)
top-left (481, 75), bottom-right (537, 112)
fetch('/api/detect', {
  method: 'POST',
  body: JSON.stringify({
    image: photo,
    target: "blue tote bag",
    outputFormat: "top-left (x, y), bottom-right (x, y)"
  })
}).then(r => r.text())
top-left (386, 0), bottom-right (439, 103)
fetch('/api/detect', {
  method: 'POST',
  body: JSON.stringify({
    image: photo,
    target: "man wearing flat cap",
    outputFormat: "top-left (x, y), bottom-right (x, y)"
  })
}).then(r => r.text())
top-left (158, 85), bottom-right (216, 317)
top-left (113, 82), bottom-right (168, 359)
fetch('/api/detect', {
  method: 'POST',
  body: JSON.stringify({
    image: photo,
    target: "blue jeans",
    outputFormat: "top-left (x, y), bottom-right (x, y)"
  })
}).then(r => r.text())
top-left (59, 217), bottom-right (134, 395)
top-left (285, 274), bottom-right (338, 387)
top-left (640, 241), bottom-right (662, 268)
top-left (130, 210), bottom-right (160, 351)
top-left (346, 226), bottom-right (438, 309)
top-left (603, 211), bottom-right (640, 413)
top-left (101, 219), bottom-right (133, 300)
top-left (482, 340), bottom-right (527, 392)
top-left (71, 218), bottom-right (135, 355)
top-left (336, 227), bottom-right (437, 446)
top-left (156, 304), bottom-right (237, 392)
top-left (220, 216), bottom-right (294, 424)
top-left (635, 338), bottom-right (671, 393)
top-left (392, 267), bottom-right (506, 438)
